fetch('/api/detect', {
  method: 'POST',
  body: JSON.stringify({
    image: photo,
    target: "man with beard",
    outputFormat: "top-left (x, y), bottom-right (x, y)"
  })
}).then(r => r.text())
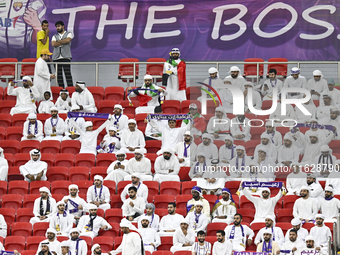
top-left (320, 78), bottom-right (340, 107)
top-left (170, 218), bottom-right (195, 253)
top-left (223, 66), bottom-right (246, 90)
top-left (124, 150), bottom-right (152, 181)
top-left (206, 107), bottom-right (231, 141)
top-left (174, 131), bottom-right (197, 167)
top-left (284, 218), bottom-right (309, 243)
top-left (91, 244), bottom-right (109, 255)
top-left (283, 67), bottom-right (307, 99)
top-left (122, 186), bottom-right (145, 221)
top-left (256, 148), bottom-right (276, 181)
top-left (8, 76), bottom-right (40, 115)
top-left (52, 20), bottom-right (73, 88)
top-left (197, 134), bottom-right (218, 161)
top-left (43, 107), bottom-right (65, 141)
top-left (87, 175), bottom-right (111, 212)
top-left (307, 70), bottom-right (328, 101)
top-left (293, 186), bottom-right (318, 222)
top-left (128, 74), bottom-right (166, 114)
top-left (71, 81), bottom-right (97, 112)
top-left (185, 201), bottom-right (209, 233)
top-left (198, 67), bottom-right (224, 103)
top-left (138, 216), bottom-right (161, 253)
top-left (300, 235), bottom-right (326, 254)
top-left (20, 149), bottom-right (47, 182)
top-left (306, 174), bottom-right (324, 200)
top-left (211, 188), bottom-right (237, 224)
top-left (154, 148), bottom-right (180, 183)
top-left (49, 201), bottom-right (74, 236)
top-left (280, 229), bottom-right (304, 254)
top-left (264, 122), bottom-right (282, 147)
top-left (69, 228), bottom-right (87, 255)
top-left (36, 228), bottom-right (61, 255)
top-left (137, 203), bottom-right (160, 230)
top-left (186, 186), bottom-right (210, 219)
top-left (313, 145), bottom-right (336, 179)
top-left (120, 120), bottom-right (146, 153)
top-left (254, 133), bottom-right (277, 161)
top-left (191, 231), bottom-right (212, 255)
top-left (219, 135), bottom-right (236, 165)
top-left (106, 104), bottom-right (128, 135)
top-left (320, 186), bottom-right (340, 222)
top-left (120, 173), bottom-right (148, 203)
top-left (181, 103), bottom-right (206, 140)
top-left (78, 204), bottom-right (111, 239)
top-left (105, 151), bottom-right (130, 185)
top-left (212, 230), bottom-right (233, 255)
top-left (30, 186), bottom-right (57, 225)
top-left (256, 230), bottom-right (280, 254)
top-left (159, 202), bottom-right (184, 237)
top-left (309, 214), bottom-right (332, 250)
top-left (277, 135), bottom-right (300, 167)
top-left (255, 215), bottom-right (284, 246)
top-left (62, 184), bottom-right (87, 224)
top-left (37, 243), bottom-right (53, 255)
top-left (319, 107), bottom-right (340, 140)
top-left (316, 94), bottom-right (333, 119)
top-left (63, 105), bottom-right (85, 141)
top-left (21, 113), bottom-right (44, 142)
top-left (224, 214), bottom-right (254, 251)
top-left (230, 114), bottom-right (251, 142)
top-left (261, 69), bottom-right (283, 101)
top-left (228, 146), bottom-right (252, 180)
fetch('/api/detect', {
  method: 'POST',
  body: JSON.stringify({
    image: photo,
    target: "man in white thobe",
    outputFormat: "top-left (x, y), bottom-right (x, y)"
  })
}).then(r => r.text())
top-left (294, 98), bottom-right (317, 123)
top-left (36, 228), bottom-right (61, 255)
top-left (145, 106), bottom-right (168, 141)
top-left (198, 67), bottom-right (224, 102)
top-left (228, 146), bottom-right (252, 180)
top-left (264, 122), bottom-right (283, 147)
top-left (107, 104), bottom-right (129, 135)
top-left (206, 106), bottom-right (231, 141)
top-left (326, 160), bottom-right (340, 194)
top-left (181, 103), bottom-right (206, 139)
top-left (280, 229), bottom-right (305, 255)
top-left (122, 186), bottom-right (146, 221)
top-left (137, 203), bottom-right (160, 230)
top-left (211, 188), bottom-right (237, 224)
top-left (43, 107), bottom-right (65, 141)
top-left (309, 214), bottom-right (332, 250)
top-left (62, 184), bottom-right (87, 224)
top-left (224, 213), bottom-right (254, 251)
top-left (256, 148), bottom-right (276, 181)
top-left (230, 115), bottom-right (251, 142)
top-left (120, 119), bottom-right (146, 153)
top-left (320, 78), bottom-right (340, 107)
top-left (49, 201), bottom-right (73, 237)
top-left (8, 76), bottom-right (40, 115)
top-left (0, 148), bottom-right (8, 181)
top-left (170, 218), bottom-right (195, 253)
top-left (244, 82), bottom-right (262, 113)
top-left (269, 94), bottom-right (296, 125)
top-left (197, 133), bottom-right (218, 160)
top-left (69, 228), bottom-right (88, 255)
top-left (20, 149), bottom-right (47, 182)
top-left (55, 89), bottom-right (72, 114)
top-left (138, 216), bottom-right (161, 253)
top-left (124, 150), bottom-right (152, 181)
top-left (105, 150), bottom-right (129, 185)
top-left (63, 105), bottom-right (85, 141)
top-left (30, 187), bottom-right (57, 225)
top-left (254, 215), bottom-right (285, 246)
top-left (307, 174), bottom-right (324, 200)
top-left (186, 186), bottom-right (211, 219)
top-left (307, 70), bottom-right (328, 101)
top-left (78, 204), bottom-right (112, 239)
top-left (185, 201), bottom-right (209, 234)
top-left (277, 135), bottom-right (300, 167)
top-left (219, 80), bottom-right (234, 113)
top-left (319, 185), bottom-right (340, 223)
top-left (319, 107), bottom-right (340, 140)
top-left (316, 94), bottom-right (333, 119)
top-left (283, 67), bottom-right (307, 99)
top-left (189, 152), bottom-right (211, 182)
top-left (293, 186), bottom-right (318, 222)
top-left (261, 68), bottom-right (283, 101)
top-left (174, 131), bottom-right (197, 167)
top-left (38, 91), bottom-right (55, 113)
top-left (223, 66), bottom-right (246, 90)
top-left (96, 126), bottom-right (121, 154)
top-left (154, 148), bottom-right (180, 183)
top-left (87, 175), bottom-right (111, 212)
top-left (22, 113), bottom-right (44, 142)
top-left (286, 163), bottom-right (307, 195)
top-left (91, 244), bottom-right (109, 255)
top-left (34, 49), bottom-right (55, 101)
top-left (284, 218), bottom-right (309, 243)
top-left (219, 135), bottom-right (236, 166)
top-left (71, 81), bottom-right (97, 113)
top-left (301, 235), bottom-right (328, 255)
top-left (212, 230), bottom-right (233, 255)
top-left (159, 202), bottom-right (184, 237)
top-left (313, 145), bottom-right (336, 179)
top-left (110, 219), bottom-right (145, 255)
top-left (0, 213), bottom-right (7, 239)
top-left (120, 173), bottom-right (148, 203)
top-left (199, 161), bottom-right (227, 195)
top-left (254, 133), bottom-right (277, 161)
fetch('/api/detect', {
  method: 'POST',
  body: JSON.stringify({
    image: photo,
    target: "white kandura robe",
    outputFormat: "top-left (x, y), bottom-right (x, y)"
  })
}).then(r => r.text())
top-left (163, 59), bottom-right (186, 101)
top-left (139, 227), bottom-right (161, 253)
top-left (8, 83), bottom-right (39, 115)
top-left (197, 142), bottom-right (218, 160)
top-left (55, 96), bottom-right (71, 113)
top-left (0, 155), bottom-right (8, 181)
top-left (269, 102), bottom-right (296, 122)
top-left (206, 116), bottom-right (231, 141)
top-left (254, 226), bottom-right (285, 246)
top-left (19, 154), bottom-right (47, 182)
top-left (319, 197), bottom-right (340, 222)
top-left (77, 215), bottom-right (112, 238)
top-left (159, 213), bottom-right (184, 237)
top-left (224, 224), bottom-right (255, 251)
top-left (211, 199), bottom-right (237, 224)
top-left (283, 75), bottom-right (307, 99)
top-left (71, 89), bottom-right (97, 113)
top-left (309, 225), bottom-right (332, 248)
top-left (300, 132), bottom-right (333, 164)
top-left (187, 198), bottom-right (211, 219)
top-left (174, 141), bottom-right (197, 167)
top-left (279, 239), bottom-right (305, 254)
top-left (49, 211), bottom-right (74, 236)
top-left (104, 159), bottom-right (129, 184)
top-left (219, 87), bottom-right (234, 113)
top-left (69, 237), bottom-right (88, 255)
top-left (120, 128), bottom-right (146, 153)
top-left (43, 116), bottom-right (65, 141)
top-left (294, 102), bottom-right (317, 123)
top-left (244, 90), bottom-right (262, 111)
top-left (228, 156), bottom-right (252, 180)
top-left (293, 197), bottom-right (318, 220)
top-left (223, 75), bottom-right (246, 90)
top-left (97, 134), bottom-right (121, 154)
top-left (264, 131), bottom-right (283, 147)
top-left (63, 117), bottom-right (85, 141)
top-left (111, 231), bottom-right (144, 255)
top-left (319, 116), bottom-right (340, 140)
top-left (36, 239), bottom-right (61, 255)
top-left (316, 105), bottom-right (332, 119)
top-left (22, 120), bottom-right (44, 142)
top-left (254, 143), bottom-right (277, 161)
top-left (107, 114), bottom-right (129, 134)
top-left (320, 89), bottom-right (340, 107)
top-left (137, 213), bottom-right (160, 231)
top-left (326, 171), bottom-right (340, 194)
top-left (219, 144), bottom-right (236, 165)
top-left (122, 197), bottom-right (146, 218)
top-left (38, 100), bottom-right (54, 113)
top-left (185, 211), bottom-right (209, 233)
top-left (211, 240), bottom-right (233, 255)
top-left (307, 77), bottom-right (328, 100)
top-left (61, 195), bottom-right (87, 221)
top-left (154, 154), bottom-right (180, 183)
top-left (230, 117), bottom-right (251, 142)
top-left (30, 196), bottom-right (57, 225)
top-left (286, 171), bottom-right (308, 195)
top-left (145, 120), bottom-right (167, 140)
top-left (261, 78), bottom-right (283, 101)
top-left (86, 185), bottom-right (111, 211)
top-left (34, 57), bottom-right (52, 101)
top-left (0, 215), bottom-right (7, 238)
top-left (277, 144), bottom-right (300, 167)
top-left (284, 227), bottom-right (309, 243)
top-left (170, 227), bottom-right (195, 253)
top-left (124, 157), bottom-right (152, 181)
top-left (120, 183), bottom-right (148, 203)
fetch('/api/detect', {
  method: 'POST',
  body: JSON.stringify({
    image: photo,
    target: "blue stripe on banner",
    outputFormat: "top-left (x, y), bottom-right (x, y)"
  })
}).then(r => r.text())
top-left (148, 114), bottom-right (192, 121)
top-left (233, 252), bottom-right (270, 255)
top-left (242, 182), bottom-right (282, 188)
top-left (67, 112), bottom-right (110, 119)
top-left (0, 251), bottom-right (15, 255)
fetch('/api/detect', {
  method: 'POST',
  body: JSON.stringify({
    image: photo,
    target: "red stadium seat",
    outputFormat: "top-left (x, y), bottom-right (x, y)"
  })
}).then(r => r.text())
top-left (110, 195), bottom-right (123, 208)
top-left (40, 153), bottom-right (55, 168)
top-left (20, 58), bottom-right (37, 78)
top-left (203, 195), bottom-right (217, 209)
top-left (0, 181), bottom-right (7, 198)
top-left (47, 166), bottom-right (69, 181)
top-left (240, 196), bottom-right (255, 210)
top-left (2, 194), bottom-right (22, 210)
top-left (8, 166), bottom-right (24, 181)
top-left (158, 236), bottom-right (173, 250)
top-left (17, 208), bottom-right (34, 222)
top-left (173, 252), bottom-right (191, 255)
top-left (81, 236), bottom-right (93, 252)
top-left (13, 153), bottom-right (30, 167)
top-left (0, 113), bottom-right (11, 128)
top-left (178, 167), bottom-right (190, 181)
top-left (143, 181), bottom-right (159, 196)
top-left (29, 181), bottom-right (51, 194)
top-left (8, 180), bottom-right (28, 195)
top-left (19, 140), bottom-right (40, 153)
top-left (103, 180), bottom-right (116, 195)
top-left (51, 87), bottom-right (62, 100)
top-left (0, 127), bottom-right (5, 140)
top-left (69, 167), bottom-right (90, 182)
top-left (93, 236), bottom-right (113, 252)
top-left (61, 140), bottom-right (81, 155)
top-left (207, 222), bottom-right (228, 236)
top-left (99, 222), bottom-right (120, 239)
top-left (113, 237), bottom-right (122, 250)
top-left (65, 87), bottom-right (75, 97)
top-left (88, 87), bottom-right (104, 101)
top-left (0, 87), bottom-right (3, 99)
top-left (21, 251), bottom-right (36, 255)
top-left (243, 58), bottom-right (264, 77)
top-left (26, 236), bottom-right (46, 250)
top-left (146, 153), bottom-right (157, 172)
top-left (276, 222), bottom-right (292, 235)
top-left (54, 153), bottom-right (75, 168)
top-left (5, 236), bottom-right (26, 252)
top-left (96, 153), bottom-right (116, 167)
top-left (185, 87), bottom-right (201, 101)
top-left (0, 208), bottom-right (16, 225)
top-left (75, 154), bottom-right (95, 168)
top-left (91, 167), bottom-right (108, 181)
top-left (267, 58), bottom-right (288, 77)
top-left (160, 181), bottom-right (180, 196)
top-left (117, 181), bottom-right (131, 195)
top-left (251, 222), bottom-right (266, 237)
top-left (181, 181), bottom-right (197, 195)
top-left (162, 100), bottom-right (180, 114)
top-left (329, 140), bottom-right (340, 154)
top-left (145, 140), bottom-right (162, 154)
top-left (56, 236), bottom-right (69, 242)
top-left (225, 181), bottom-right (241, 195)
top-left (154, 195), bottom-right (175, 209)
top-left (236, 208), bottom-right (255, 224)
top-left (11, 222), bottom-right (32, 238)
top-left (154, 252), bottom-right (173, 255)
top-left (146, 58), bottom-right (166, 82)
top-left (118, 58), bottom-right (139, 84)
top-left (4, 153), bottom-right (13, 166)
top-left (51, 181), bottom-right (72, 195)
top-left (0, 58), bottom-right (17, 82)
top-left (0, 140), bottom-right (20, 154)
top-left (181, 100), bottom-right (201, 113)
top-left (0, 100), bottom-right (16, 113)
top-left (135, 113), bottom-right (148, 131)
top-left (36, 114), bottom-right (50, 125)
top-left (12, 113), bottom-right (28, 126)
top-left (98, 100), bottom-right (118, 114)
top-left (245, 140), bottom-right (261, 156)
top-left (23, 194), bottom-right (40, 209)
top-left (176, 208), bottom-right (186, 217)
top-left (206, 100), bottom-right (220, 114)
top-left (40, 140), bottom-right (60, 154)
top-left (119, 100), bottom-right (138, 115)
top-left (154, 208), bottom-right (168, 218)
top-left (303, 223), bottom-right (315, 232)
top-left (105, 87), bottom-right (125, 101)
top-left (74, 180), bottom-right (93, 195)
top-left (283, 195), bottom-right (299, 209)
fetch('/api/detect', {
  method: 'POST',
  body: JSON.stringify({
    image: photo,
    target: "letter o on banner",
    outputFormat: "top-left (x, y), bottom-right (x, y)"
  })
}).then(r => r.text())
top-left (253, 2), bottom-right (298, 38)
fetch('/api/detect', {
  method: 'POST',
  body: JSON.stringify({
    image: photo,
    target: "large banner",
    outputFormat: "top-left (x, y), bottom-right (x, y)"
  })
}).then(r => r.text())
top-left (1, 0), bottom-right (340, 61)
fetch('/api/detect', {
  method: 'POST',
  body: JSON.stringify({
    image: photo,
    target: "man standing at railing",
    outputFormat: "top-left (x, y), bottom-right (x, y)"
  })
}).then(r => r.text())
top-left (52, 20), bottom-right (73, 88)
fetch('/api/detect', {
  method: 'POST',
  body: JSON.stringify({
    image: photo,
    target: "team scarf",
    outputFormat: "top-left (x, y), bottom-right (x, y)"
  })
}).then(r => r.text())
top-left (40, 197), bottom-right (50, 216)
top-left (184, 142), bottom-right (191, 157)
top-left (262, 239), bottom-right (273, 253)
top-left (229, 224), bottom-right (245, 240)
top-left (94, 185), bottom-right (103, 201)
top-left (183, 112), bottom-right (200, 125)
top-left (28, 121), bottom-right (38, 135)
top-left (292, 123), bottom-right (336, 133)
top-left (235, 156), bottom-right (245, 170)
top-left (51, 117), bottom-right (59, 128)
top-left (71, 238), bottom-right (83, 255)
top-left (318, 154), bottom-right (333, 171)
top-left (68, 112), bottom-right (109, 119)
top-left (242, 182), bottom-right (283, 188)
top-left (194, 161), bottom-right (206, 175)
top-left (227, 145), bottom-right (236, 159)
top-left (144, 213), bottom-right (155, 228)
top-left (267, 131), bottom-right (275, 144)
top-left (66, 198), bottom-right (80, 214)
top-left (148, 114), bottom-right (192, 122)
top-left (85, 214), bottom-right (97, 231)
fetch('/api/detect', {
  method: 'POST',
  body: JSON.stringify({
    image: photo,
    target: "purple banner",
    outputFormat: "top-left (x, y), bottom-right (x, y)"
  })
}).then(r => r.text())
top-left (1, 0), bottom-right (340, 61)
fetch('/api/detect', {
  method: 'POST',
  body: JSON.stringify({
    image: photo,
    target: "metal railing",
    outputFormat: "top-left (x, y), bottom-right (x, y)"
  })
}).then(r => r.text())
top-left (1, 60), bottom-right (340, 87)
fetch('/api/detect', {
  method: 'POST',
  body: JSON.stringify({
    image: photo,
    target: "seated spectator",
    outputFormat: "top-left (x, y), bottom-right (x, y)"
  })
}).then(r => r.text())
top-left (199, 160), bottom-right (226, 195)
top-left (309, 214), bottom-right (332, 250)
top-left (21, 113), bottom-right (44, 142)
top-left (96, 126), bottom-right (121, 154)
top-left (174, 131), bottom-right (197, 167)
top-left (37, 242), bottom-right (53, 255)
top-left (106, 104), bottom-right (128, 135)
top-left (77, 204), bottom-right (111, 239)
top-left (228, 146), bottom-right (252, 180)
top-left (304, 235), bottom-right (327, 255)
top-left (91, 244), bottom-right (108, 255)
top-left (69, 115), bottom-right (112, 155)
top-left (284, 67), bottom-right (307, 99)
top-left (36, 228), bottom-right (61, 255)
top-left (260, 68), bottom-right (283, 101)
top-left (284, 218), bottom-right (309, 243)
top-left (0, 212), bottom-right (6, 238)
top-left (61, 241), bottom-right (72, 255)
top-left (256, 148), bottom-right (276, 181)
top-left (244, 82), bottom-right (262, 113)
top-left (159, 202), bottom-right (184, 237)
top-left (295, 96), bottom-right (317, 123)
top-left (191, 231), bottom-right (212, 255)
top-left (122, 186), bottom-right (145, 221)
top-left (277, 134), bottom-right (300, 167)
top-left (63, 105), bottom-right (85, 141)
top-left (286, 126), bottom-right (305, 154)
top-left (86, 175), bottom-right (111, 212)
top-left (254, 133), bottom-right (277, 161)
top-left (313, 145), bottom-right (336, 179)
top-left (223, 65), bottom-right (246, 90)
top-left (286, 163), bottom-right (307, 195)
top-left (256, 230), bottom-right (280, 254)
top-left (206, 106), bottom-right (230, 141)
top-left (71, 81), bottom-right (97, 113)
top-left (230, 115), bottom-right (251, 142)
top-left (137, 203), bottom-right (160, 230)
top-left (319, 107), bottom-right (340, 140)
top-left (20, 149), bottom-right (47, 182)
top-left (186, 186), bottom-right (211, 219)
top-left (62, 184), bottom-right (87, 224)
top-left (120, 119), bottom-right (146, 153)
top-left (49, 201), bottom-right (73, 236)
top-left (198, 67), bottom-right (224, 102)
top-left (293, 186), bottom-right (318, 223)
top-left (197, 133), bottom-right (218, 160)
top-left (154, 148), bottom-right (180, 183)
top-left (326, 160), bottom-right (340, 194)
top-left (254, 215), bottom-right (285, 246)
top-left (224, 214), bottom-right (254, 252)
top-left (307, 70), bottom-right (328, 101)
top-left (189, 152), bottom-right (210, 181)
top-left (218, 135), bottom-right (236, 165)
top-left (320, 78), bottom-right (340, 107)
top-left (211, 188), bottom-right (236, 224)
top-left (212, 230), bottom-right (233, 255)
top-left (269, 94), bottom-right (296, 125)
top-left (306, 173), bottom-right (324, 200)
top-left (30, 187), bottom-right (57, 225)
top-left (38, 91), bottom-right (54, 113)
top-left (8, 76), bottom-right (40, 115)
top-left (0, 148), bottom-right (8, 181)
top-left (219, 80), bottom-right (234, 113)
top-left (124, 150), bottom-right (152, 181)
top-left (69, 228), bottom-right (88, 255)
top-left (105, 150), bottom-right (129, 184)
top-left (55, 89), bottom-right (71, 113)
top-left (181, 103), bottom-right (206, 140)
top-left (170, 218), bottom-right (195, 253)
top-left (264, 122), bottom-right (282, 147)
top-left (316, 94), bottom-right (333, 119)
top-left (43, 107), bottom-right (65, 141)
top-left (144, 106), bottom-right (167, 141)
top-left (185, 201), bottom-right (209, 233)
top-left (120, 173), bottom-right (148, 203)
